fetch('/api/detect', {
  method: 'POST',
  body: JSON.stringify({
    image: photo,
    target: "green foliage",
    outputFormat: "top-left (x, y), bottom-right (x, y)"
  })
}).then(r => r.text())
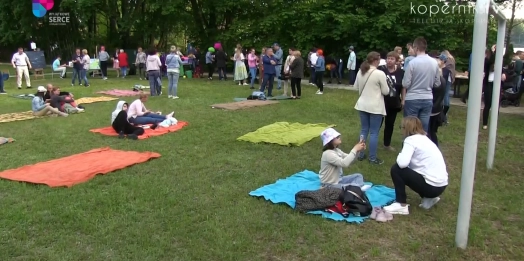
top-left (0, 0), bottom-right (500, 67)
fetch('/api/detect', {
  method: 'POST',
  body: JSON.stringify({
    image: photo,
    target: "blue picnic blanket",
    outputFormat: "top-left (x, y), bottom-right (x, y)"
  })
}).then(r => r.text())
top-left (249, 170), bottom-right (396, 223)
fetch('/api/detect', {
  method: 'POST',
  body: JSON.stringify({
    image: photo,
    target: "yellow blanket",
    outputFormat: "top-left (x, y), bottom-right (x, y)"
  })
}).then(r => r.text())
top-left (0, 96), bottom-right (117, 123)
top-left (237, 122), bottom-right (335, 146)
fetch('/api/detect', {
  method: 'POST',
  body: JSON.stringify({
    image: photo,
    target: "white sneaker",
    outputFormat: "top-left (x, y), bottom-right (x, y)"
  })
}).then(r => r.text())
top-left (384, 202), bottom-right (409, 215)
top-left (76, 108), bottom-right (84, 112)
top-left (168, 95), bottom-right (172, 98)
top-left (238, 83), bottom-right (241, 85)
top-left (315, 90), bottom-right (320, 94)
top-left (167, 111), bottom-right (174, 118)
top-left (173, 96), bottom-right (179, 99)
top-left (243, 83), bottom-right (248, 85)
top-left (361, 184), bottom-right (372, 192)
top-left (317, 92), bottom-right (323, 95)
top-left (419, 197), bottom-right (440, 210)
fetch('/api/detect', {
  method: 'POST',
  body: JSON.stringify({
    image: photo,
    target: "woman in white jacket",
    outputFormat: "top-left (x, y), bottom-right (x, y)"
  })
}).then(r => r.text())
top-left (383, 116), bottom-right (448, 215)
top-left (354, 51), bottom-right (389, 165)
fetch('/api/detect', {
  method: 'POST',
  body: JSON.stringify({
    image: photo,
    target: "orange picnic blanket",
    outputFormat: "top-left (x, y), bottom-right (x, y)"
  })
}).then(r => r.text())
top-left (0, 147), bottom-right (161, 187)
top-left (90, 121), bottom-right (188, 139)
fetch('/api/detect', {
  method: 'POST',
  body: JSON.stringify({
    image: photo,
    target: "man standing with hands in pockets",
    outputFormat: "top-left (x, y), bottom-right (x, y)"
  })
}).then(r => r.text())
top-left (11, 47), bottom-right (32, 89)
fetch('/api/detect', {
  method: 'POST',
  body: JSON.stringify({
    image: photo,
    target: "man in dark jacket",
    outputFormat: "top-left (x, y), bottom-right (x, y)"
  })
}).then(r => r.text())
top-left (260, 48), bottom-right (277, 97)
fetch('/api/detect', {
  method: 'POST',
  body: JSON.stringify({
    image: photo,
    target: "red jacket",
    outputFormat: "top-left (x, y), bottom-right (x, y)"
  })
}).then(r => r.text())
top-left (118, 53), bottom-right (128, 67)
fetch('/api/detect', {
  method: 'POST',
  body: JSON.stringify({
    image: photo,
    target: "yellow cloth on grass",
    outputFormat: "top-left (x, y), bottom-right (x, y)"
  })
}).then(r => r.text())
top-left (237, 122), bottom-right (335, 146)
top-left (75, 96), bottom-right (117, 104)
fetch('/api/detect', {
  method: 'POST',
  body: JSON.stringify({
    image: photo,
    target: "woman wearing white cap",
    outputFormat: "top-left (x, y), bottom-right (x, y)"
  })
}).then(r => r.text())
top-left (319, 127), bottom-right (371, 191)
top-left (31, 86), bottom-right (68, 117)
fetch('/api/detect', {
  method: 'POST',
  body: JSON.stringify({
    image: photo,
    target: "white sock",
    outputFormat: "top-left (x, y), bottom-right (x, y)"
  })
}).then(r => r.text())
top-left (361, 184), bottom-right (372, 192)
top-left (167, 112), bottom-right (174, 118)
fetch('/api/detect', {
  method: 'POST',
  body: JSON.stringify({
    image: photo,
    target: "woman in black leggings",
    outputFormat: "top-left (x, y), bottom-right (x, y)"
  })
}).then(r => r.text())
top-left (378, 51), bottom-right (404, 151)
top-left (289, 50), bottom-right (304, 99)
top-left (482, 49), bottom-right (506, 130)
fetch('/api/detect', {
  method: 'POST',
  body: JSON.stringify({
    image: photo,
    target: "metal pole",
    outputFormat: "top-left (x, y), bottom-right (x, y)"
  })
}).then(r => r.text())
top-left (487, 19), bottom-right (507, 169)
top-left (455, 0), bottom-right (490, 249)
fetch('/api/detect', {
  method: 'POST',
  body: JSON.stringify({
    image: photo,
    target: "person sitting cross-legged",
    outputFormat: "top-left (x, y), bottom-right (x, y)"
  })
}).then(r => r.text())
top-left (111, 101), bottom-right (145, 140)
top-left (32, 86), bottom-right (68, 117)
top-left (127, 93), bottom-right (174, 125)
top-left (383, 116), bottom-right (448, 215)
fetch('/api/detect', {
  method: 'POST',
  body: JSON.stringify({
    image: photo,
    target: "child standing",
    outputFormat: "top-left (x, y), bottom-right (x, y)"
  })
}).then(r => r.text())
top-left (319, 128), bottom-right (371, 191)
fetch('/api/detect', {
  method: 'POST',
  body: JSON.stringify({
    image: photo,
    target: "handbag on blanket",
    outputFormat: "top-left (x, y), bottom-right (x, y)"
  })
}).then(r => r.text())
top-left (340, 185), bottom-right (372, 216)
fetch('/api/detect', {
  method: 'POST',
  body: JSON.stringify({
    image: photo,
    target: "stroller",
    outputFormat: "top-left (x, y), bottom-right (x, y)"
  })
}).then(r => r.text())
top-left (500, 67), bottom-right (522, 107)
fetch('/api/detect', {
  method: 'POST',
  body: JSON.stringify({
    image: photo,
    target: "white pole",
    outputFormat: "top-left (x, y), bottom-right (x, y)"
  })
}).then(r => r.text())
top-left (455, 0), bottom-right (490, 249)
top-left (487, 19), bottom-right (507, 169)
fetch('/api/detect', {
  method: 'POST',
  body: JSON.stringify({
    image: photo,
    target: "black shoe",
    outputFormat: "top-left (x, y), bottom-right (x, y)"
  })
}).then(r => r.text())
top-left (26, 86), bottom-right (32, 89)
top-left (357, 153), bottom-right (366, 161)
top-left (150, 123), bottom-right (158, 130)
top-left (127, 134), bottom-right (138, 140)
top-left (338, 81), bottom-right (342, 84)
top-left (369, 158), bottom-right (384, 165)
top-left (250, 86), bottom-right (255, 89)
top-left (17, 87), bottom-right (21, 89)
top-left (118, 131), bottom-right (125, 139)
top-left (460, 96), bottom-right (467, 104)
top-left (327, 81), bottom-right (332, 84)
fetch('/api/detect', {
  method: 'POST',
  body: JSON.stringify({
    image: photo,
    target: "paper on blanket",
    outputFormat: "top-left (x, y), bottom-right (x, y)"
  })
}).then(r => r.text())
top-left (249, 170), bottom-right (396, 223)
top-left (237, 122), bottom-right (335, 146)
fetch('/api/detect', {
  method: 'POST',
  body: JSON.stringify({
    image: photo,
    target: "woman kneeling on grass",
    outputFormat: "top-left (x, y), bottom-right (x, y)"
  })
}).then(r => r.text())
top-left (111, 101), bottom-right (145, 140)
top-left (383, 116), bottom-right (448, 215)
top-left (127, 93), bottom-right (174, 125)
top-left (319, 128), bottom-right (371, 191)
top-left (32, 86), bottom-right (68, 117)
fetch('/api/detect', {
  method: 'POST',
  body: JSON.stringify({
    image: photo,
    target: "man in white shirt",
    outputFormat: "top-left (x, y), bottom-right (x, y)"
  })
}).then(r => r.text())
top-left (11, 47), bottom-right (32, 89)
top-left (347, 46), bottom-right (356, 85)
top-left (309, 49), bottom-right (318, 85)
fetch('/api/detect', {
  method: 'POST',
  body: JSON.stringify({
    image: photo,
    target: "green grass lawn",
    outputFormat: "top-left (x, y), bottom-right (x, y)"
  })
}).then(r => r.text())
top-left (1, 65), bottom-right (524, 260)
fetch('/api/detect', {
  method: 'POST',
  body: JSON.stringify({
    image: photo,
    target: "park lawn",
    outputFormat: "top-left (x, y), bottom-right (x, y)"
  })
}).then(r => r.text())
top-left (1, 65), bottom-right (524, 261)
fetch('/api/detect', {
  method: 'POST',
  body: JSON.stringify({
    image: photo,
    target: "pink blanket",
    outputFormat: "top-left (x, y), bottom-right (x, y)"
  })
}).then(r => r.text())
top-left (97, 89), bottom-right (140, 97)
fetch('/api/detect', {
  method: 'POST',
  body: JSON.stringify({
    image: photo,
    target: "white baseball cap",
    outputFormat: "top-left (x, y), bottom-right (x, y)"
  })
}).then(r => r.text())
top-left (37, 86), bottom-right (46, 92)
top-left (320, 128), bottom-right (341, 146)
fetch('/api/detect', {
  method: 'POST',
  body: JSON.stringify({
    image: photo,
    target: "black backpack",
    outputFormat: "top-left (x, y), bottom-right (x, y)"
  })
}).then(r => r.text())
top-left (339, 185), bottom-right (373, 216)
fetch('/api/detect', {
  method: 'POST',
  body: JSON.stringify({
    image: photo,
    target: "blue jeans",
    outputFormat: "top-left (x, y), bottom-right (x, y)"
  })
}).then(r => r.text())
top-left (323, 173), bottom-right (365, 189)
top-left (148, 70), bottom-right (161, 96)
top-left (516, 75), bottom-right (522, 92)
top-left (167, 71), bottom-right (180, 96)
top-left (444, 81), bottom-right (451, 106)
top-left (359, 111), bottom-right (383, 161)
top-left (249, 67), bottom-right (257, 87)
top-left (121, 66), bottom-right (127, 76)
top-left (260, 73), bottom-right (275, 96)
top-left (309, 67), bottom-right (316, 83)
top-left (275, 65), bottom-right (282, 89)
top-left (128, 113), bottom-right (165, 125)
top-left (403, 99), bottom-right (433, 133)
top-left (0, 72), bottom-right (4, 92)
top-left (80, 69), bottom-right (89, 85)
top-left (71, 68), bottom-right (81, 85)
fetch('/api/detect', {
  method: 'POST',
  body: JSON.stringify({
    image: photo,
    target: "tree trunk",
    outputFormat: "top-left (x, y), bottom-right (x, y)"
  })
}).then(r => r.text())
top-left (505, 0), bottom-right (518, 45)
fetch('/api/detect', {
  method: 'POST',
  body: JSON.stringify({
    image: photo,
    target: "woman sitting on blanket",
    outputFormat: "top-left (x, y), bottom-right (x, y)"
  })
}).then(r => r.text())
top-left (111, 101), bottom-right (145, 140)
top-left (31, 86), bottom-right (68, 117)
top-left (319, 128), bottom-right (371, 191)
top-left (383, 117), bottom-right (448, 215)
top-left (46, 85), bottom-right (84, 113)
top-left (127, 93), bottom-right (174, 125)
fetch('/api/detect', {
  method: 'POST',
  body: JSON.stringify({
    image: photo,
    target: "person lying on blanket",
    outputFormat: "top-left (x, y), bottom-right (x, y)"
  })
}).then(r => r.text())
top-left (319, 128), bottom-right (371, 191)
top-left (31, 86), bottom-right (68, 117)
top-left (127, 93), bottom-right (174, 125)
top-left (44, 84), bottom-right (72, 103)
top-left (111, 101), bottom-right (146, 140)
top-left (382, 116), bottom-right (448, 216)
top-left (48, 86), bottom-right (84, 113)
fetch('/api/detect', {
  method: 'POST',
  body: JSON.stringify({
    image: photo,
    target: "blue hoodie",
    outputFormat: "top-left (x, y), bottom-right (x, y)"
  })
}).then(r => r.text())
top-left (31, 96), bottom-right (46, 112)
top-left (315, 56), bottom-right (325, 72)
